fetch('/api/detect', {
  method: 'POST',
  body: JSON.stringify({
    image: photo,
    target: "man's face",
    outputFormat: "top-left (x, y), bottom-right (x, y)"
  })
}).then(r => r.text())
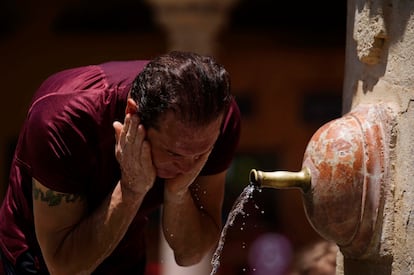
top-left (146, 112), bottom-right (222, 179)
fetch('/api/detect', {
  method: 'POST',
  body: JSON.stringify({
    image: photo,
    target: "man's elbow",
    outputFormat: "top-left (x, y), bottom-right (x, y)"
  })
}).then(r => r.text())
top-left (174, 251), bottom-right (205, 267)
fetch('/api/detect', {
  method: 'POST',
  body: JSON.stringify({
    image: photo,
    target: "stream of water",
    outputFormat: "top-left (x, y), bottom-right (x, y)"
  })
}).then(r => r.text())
top-left (210, 184), bottom-right (256, 275)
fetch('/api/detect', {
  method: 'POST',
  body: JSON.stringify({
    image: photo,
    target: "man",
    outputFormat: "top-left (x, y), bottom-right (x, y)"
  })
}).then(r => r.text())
top-left (0, 51), bottom-right (241, 274)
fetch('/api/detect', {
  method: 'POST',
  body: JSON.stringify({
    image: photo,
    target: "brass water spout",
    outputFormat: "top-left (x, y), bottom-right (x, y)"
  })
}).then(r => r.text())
top-left (249, 168), bottom-right (311, 193)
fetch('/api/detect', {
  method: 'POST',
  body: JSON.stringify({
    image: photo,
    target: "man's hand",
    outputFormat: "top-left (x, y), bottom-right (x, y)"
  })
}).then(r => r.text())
top-left (113, 114), bottom-right (156, 195)
top-left (164, 151), bottom-right (211, 202)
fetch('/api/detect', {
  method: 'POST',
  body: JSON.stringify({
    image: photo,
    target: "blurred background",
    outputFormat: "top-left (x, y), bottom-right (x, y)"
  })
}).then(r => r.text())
top-left (0, 0), bottom-right (346, 273)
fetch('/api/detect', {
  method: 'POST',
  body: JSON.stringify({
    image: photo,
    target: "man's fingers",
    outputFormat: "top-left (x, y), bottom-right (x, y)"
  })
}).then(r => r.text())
top-left (140, 141), bottom-right (153, 171)
top-left (113, 121), bottom-right (123, 142)
top-left (126, 115), bottom-right (139, 145)
top-left (119, 114), bottom-right (131, 146)
top-left (134, 124), bottom-right (146, 146)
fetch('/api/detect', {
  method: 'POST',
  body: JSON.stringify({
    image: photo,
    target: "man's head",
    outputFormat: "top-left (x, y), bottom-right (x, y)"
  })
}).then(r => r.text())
top-left (130, 51), bottom-right (232, 129)
top-left (129, 51), bottom-right (233, 178)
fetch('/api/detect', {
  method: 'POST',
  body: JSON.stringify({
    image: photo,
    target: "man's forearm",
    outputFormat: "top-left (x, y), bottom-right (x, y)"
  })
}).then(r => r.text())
top-left (42, 181), bottom-right (145, 274)
top-left (162, 189), bottom-right (220, 266)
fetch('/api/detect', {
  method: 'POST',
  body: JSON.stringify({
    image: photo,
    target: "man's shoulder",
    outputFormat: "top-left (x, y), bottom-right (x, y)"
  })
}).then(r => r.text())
top-left (99, 60), bottom-right (149, 82)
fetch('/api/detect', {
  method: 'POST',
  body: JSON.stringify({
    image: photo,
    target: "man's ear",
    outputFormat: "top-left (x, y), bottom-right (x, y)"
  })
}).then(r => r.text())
top-left (126, 98), bottom-right (138, 114)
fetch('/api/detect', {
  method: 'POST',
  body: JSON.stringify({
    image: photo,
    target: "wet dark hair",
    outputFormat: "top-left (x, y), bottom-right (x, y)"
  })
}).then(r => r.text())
top-left (130, 51), bottom-right (232, 129)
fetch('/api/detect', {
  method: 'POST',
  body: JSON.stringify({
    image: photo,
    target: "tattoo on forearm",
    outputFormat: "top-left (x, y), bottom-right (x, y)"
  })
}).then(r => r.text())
top-left (32, 186), bottom-right (84, 206)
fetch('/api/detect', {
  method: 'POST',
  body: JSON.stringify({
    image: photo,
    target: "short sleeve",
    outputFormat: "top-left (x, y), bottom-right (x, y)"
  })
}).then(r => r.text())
top-left (200, 98), bottom-right (241, 175)
top-left (22, 100), bottom-right (94, 194)
top-left (18, 66), bottom-right (107, 194)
